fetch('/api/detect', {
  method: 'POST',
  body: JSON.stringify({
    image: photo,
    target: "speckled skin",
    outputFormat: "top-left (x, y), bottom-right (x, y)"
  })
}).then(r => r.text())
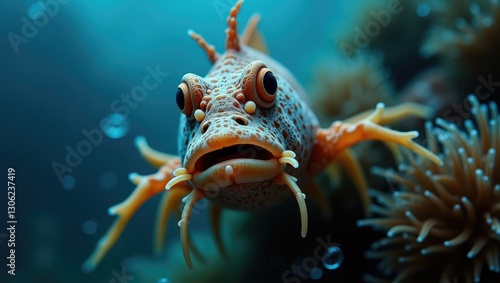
top-left (177, 47), bottom-right (318, 210)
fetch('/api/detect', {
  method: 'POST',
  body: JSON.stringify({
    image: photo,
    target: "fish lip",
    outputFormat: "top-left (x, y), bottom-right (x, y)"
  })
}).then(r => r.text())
top-left (183, 140), bottom-right (285, 190)
top-left (184, 140), bottom-right (284, 173)
top-left (191, 158), bottom-right (283, 190)
top-left (194, 144), bottom-right (274, 172)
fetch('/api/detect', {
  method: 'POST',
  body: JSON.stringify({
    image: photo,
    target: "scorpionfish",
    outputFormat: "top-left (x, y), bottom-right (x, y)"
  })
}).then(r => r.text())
top-left (84, 0), bottom-right (442, 272)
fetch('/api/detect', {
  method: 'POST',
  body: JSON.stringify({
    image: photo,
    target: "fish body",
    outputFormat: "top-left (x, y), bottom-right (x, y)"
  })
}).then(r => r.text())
top-left (83, 0), bottom-right (442, 272)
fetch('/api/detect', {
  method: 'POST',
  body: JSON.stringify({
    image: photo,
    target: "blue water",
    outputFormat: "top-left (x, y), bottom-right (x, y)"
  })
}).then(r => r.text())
top-left (1, 1), bottom-right (344, 282)
top-left (5, 0), bottom-right (486, 282)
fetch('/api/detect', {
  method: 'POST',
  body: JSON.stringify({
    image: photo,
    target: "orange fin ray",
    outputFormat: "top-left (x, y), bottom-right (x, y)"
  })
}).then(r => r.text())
top-left (241, 13), bottom-right (268, 53)
top-left (135, 136), bottom-right (178, 168)
top-left (335, 149), bottom-right (370, 215)
top-left (225, 0), bottom-right (243, 51)
top-left (82, 168), bottom-right (175, 272)
top-left (188, 30), bottom-right (219, 63)
top-left (154, 184), bottom-right (191, 255)
top-left (310, 103), bottom-right (442, 175)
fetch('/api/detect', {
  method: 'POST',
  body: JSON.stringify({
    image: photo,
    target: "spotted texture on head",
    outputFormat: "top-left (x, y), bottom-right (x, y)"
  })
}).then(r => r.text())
top-left (177, 47), bottom-right (318, 209)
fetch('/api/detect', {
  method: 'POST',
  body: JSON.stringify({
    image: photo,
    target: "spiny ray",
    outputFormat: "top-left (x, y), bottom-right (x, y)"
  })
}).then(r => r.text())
top-left (135, 136), bottom-right (178, 168)
top-left (225, 0), bottom-right (243, 51)
top-left (82, 173), bottom-right (170, 272)
top-left (188, 30), bottom-right (219, 63)
top-left (154, 184), bottom-right (191, 255)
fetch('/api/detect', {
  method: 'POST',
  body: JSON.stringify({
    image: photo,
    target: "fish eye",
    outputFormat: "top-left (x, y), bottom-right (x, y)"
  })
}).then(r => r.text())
top-left (262, 71), bottom-right (277, 96)
top-left (241, 61), bottom-right (277, 109)
top-left (256, 68), bottom-right (277, 104)
top-left (176, 82), bottom-right (192, 116)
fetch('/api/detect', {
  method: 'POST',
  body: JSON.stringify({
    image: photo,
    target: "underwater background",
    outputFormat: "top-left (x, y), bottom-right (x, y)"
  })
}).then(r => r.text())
top-left (1, 0), bottom-right (499, 282)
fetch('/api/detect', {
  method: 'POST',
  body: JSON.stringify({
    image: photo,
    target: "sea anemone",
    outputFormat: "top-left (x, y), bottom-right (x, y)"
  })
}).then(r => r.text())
top-left (421, 0), bottom-right (500, 96)
top-left (358, 95), bottom-right (500, 282)
top-left (309, 53), bottom-right (393, 125)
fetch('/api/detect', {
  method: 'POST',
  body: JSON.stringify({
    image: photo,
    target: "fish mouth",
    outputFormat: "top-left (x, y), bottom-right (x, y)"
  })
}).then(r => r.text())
top-left (194, 144), bottom-right (274, 172)
top-left (191, 144), bottom-right (283, 189)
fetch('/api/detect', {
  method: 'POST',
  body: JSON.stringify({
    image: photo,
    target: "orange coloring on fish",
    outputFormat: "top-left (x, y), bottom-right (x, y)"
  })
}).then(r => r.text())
top-left (83, 0), bottom-right (442, 272)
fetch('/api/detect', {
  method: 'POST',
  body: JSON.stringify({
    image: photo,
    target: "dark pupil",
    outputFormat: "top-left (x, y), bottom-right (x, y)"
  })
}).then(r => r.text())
top-left (176, 87), bottom-right (185, 110)
top-left (263, 71), bottom-right (277, 95)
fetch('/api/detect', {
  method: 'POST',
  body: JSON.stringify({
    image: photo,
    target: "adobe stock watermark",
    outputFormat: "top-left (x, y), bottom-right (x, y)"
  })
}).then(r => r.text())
top-left (282, 235), bottom-right (342, 283)
top-left (442, 73), bottom-right (500, 126)
top-left (7, 0), bottom-right (71, 54)
top-left (51, 65), bottom-right (169, 186)
top-left (339, 0), bottom-right (409, 60)
top-left (213, 0), bottom-right (238, 21)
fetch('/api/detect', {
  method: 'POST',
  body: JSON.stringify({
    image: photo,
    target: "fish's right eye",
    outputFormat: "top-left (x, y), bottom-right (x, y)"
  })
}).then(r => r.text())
top-left (176, 82), bottom-right (192, 116)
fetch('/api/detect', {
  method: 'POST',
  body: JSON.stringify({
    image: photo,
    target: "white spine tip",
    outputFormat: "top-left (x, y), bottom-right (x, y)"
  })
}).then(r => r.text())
top-left (178, 219), bottom-right (185, 227)
top-left (107, 207), bottom-right (116, 216)
top-left (134, 136), bottom-right (146, 147)
top-left (128, 172), bottom-right (138, 181)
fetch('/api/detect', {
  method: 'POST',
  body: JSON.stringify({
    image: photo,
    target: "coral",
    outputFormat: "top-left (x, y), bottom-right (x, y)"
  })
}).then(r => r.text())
top-left (309, 53), bottom-right (394, 125)
top-left (358, 95), bottom-right (500, 282)
top-left (422, 0), bottom-right (500, 96)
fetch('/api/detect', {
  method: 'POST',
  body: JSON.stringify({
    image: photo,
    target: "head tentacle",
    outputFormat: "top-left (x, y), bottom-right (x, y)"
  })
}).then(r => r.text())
top-left (225, 0), bottom-right (243, 51)
top-left (188, 30), bottom-right (219, 63)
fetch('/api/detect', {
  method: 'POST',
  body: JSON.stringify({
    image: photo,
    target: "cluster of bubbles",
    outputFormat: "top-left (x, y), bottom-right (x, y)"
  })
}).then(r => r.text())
top-left (293, 245), bottom-right (344, 281)
top-left (100, 113), bottom-right (130, 139)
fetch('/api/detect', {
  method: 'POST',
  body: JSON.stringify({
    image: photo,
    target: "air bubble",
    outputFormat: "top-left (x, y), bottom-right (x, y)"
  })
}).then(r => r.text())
top-left (27, 1), bottom-right (46, 20)
top-left (82, 220), bottom-right (97, 235)
top-left (322, 246), bottom-right (343, 270)
top-left (157, 279), bottom-right (171, 283)
top-left (62, 175), bottom-right (76, 190)
top-left (310, 267), bottom-right (323, 280)
top-left (416, 3), bottom-right (430, 17)
top-left (100, 113), bottom-right (130, 139)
